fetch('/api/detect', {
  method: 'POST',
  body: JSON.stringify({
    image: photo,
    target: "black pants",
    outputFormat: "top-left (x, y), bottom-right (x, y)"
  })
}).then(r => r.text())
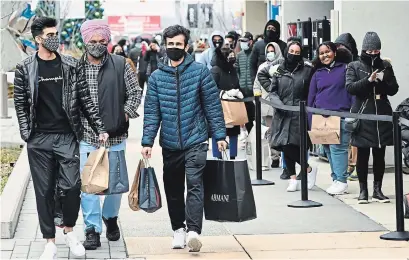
top-left (138, 73), bottom-right (147, 90)
top-left (356, 147), bottom-right (386, 183)
top-left (245, 101), bottom-right (255, 133)
top-left (282, 144), bottom-right (310, 176)
top-left (162, 143), bottom-right (208, 234)
top-left (27, 133), bottom-right (81, 239)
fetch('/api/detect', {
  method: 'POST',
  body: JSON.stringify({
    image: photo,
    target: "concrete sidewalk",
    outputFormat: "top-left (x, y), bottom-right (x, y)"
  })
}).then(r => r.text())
top-left (1, 104), bottom-right (409, 259)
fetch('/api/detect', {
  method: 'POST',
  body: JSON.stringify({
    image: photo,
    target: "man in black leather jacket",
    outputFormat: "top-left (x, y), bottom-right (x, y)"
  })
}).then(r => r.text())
top-left (13, 17), bottom-right (107, 259)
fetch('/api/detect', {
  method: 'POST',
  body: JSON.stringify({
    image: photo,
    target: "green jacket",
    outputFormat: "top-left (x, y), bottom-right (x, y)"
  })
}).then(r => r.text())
top-left (236, 49), bottom-right (253, 97)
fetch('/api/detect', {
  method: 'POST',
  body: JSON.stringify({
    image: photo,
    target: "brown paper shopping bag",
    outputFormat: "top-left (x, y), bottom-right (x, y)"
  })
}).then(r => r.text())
top-left (81, 147), bottom-right (109, 194)
top-left (221, 100), bottom-right (249, 126)
top-left (308, 115), bottom-right (341, 144)
top-left (128, 159), bottom-right (145, 211)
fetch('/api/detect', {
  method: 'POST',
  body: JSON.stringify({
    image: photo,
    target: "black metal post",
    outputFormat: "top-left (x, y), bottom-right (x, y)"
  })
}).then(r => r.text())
top-left (288, 101), bottom-right (322, 208)
top-left (251, 95), bottom-right (274, 186)
top-left (380, 112), bottom-right (409, 241)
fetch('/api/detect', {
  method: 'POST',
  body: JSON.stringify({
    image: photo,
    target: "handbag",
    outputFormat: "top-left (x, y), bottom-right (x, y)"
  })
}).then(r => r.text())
top-left (128, 159), bottom-right (144, 211)
top-left (345, 99), bottom-right (368, 133)
top-left (81, 146), bottom-right (110, 194)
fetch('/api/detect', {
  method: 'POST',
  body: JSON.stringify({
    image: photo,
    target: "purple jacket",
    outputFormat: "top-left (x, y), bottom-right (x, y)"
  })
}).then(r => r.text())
top-left (308, 62), bottom-right (353, 113)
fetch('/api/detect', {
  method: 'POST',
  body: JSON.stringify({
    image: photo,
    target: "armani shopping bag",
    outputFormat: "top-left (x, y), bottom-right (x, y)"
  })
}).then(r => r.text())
top-left (204, 158), bottom-right (257, 222)
top-left (138, 159), bottom-right (162, 213)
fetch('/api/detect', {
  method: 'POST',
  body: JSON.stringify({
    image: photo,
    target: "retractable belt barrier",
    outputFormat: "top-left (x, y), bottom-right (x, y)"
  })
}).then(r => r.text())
top-left (222, 96), bottom-right (409, 241)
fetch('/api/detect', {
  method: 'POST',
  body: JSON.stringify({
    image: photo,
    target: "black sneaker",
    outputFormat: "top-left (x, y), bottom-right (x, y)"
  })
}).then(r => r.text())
top-left (404, 194), bottom-right (409, 219)
top-left (83, 227), bottom-right (101, 250)
top-left (271, 159), bottom-right (280, 168)
top-left (280, 168), bottom-right (291, 180)
top-left (103, 217), bottom-right (120, 241)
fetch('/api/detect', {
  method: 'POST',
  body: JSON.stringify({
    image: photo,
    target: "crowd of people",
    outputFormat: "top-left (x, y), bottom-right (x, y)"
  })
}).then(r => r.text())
top-left (13, 15), bottom-right (409, 259)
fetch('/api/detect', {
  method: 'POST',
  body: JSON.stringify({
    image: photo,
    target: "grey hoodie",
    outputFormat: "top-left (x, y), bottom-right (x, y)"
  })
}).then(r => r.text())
top-left (197, 30), bottom-right (224, 70)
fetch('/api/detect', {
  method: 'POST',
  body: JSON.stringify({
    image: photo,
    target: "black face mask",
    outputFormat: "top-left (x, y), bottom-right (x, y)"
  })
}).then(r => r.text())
top-left (166, 48), bottom-right (185, 61)
top-left (266, 30), bottom-right (279, 41)
top-left (213, 41), bottom-right (223, 49)
top-left (227, 56), bottom-right (236, 63)
top-left (361, 51), bottom-right (381, 67)
top-left (287, 53), bottom-right (302, 64)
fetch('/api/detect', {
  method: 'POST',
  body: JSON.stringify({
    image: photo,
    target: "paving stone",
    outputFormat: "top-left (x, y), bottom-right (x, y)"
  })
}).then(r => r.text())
top-left (110, 246), bottom-right (126, 252)
top-left (110, 251), bottom-right (127, 258)
top-left (28, 241), bottom-right (46, 251)
top-left (10, 253), bottom-right (28, 259)
top-left (12, 245), bottom-right (29, 254)
top-left (85, 251), bottom-right (111, 259)
top-left (1, 251), bottom-right (12, 260)
top-left (0, 239), bottom-right (16, 251)
top-left (15, 239), bottom-right (32, 246)
top-left (57, 250), bottom-right (69, 258)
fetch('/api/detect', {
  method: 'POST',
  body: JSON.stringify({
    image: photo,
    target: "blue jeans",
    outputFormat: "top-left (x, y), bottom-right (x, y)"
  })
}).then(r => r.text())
top-left (80, 140), bottom-right (126, 233)
top-left (323, 120), bottom-right (351, 183)
top-left (212, 135), bottom-right (238, 158)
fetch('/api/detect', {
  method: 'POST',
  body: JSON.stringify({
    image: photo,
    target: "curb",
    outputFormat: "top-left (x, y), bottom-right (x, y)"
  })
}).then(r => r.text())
top-left (0, 145), bottom-right (30, 238)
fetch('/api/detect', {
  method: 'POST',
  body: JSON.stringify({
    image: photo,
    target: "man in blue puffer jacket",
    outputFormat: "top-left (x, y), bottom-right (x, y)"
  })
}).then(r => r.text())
top-left (141, 25), bottom-right (227, 252)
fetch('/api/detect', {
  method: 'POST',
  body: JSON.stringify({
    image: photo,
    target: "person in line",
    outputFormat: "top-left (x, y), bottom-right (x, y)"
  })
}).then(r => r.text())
top-left (308, 41), bottom-right (353, 195)
top-left (262, 41), bottom-right (317, 192)
top-left (334, 33), bottom-right (360, 181)
top-left (254, 42), bottom-right (283, 168)
top-left (225, 30), bottom-right (240, 53)
top-left (145, 39), bottom-right (165, 80)
top-left (197, 30), bottom-right (224, 70)
top-left (111, 44), bottom-right (137, 72)
top-left (141, 25), bottom-right (227, 252)
top-left (346, 32), bottom-right (399, 204)
top-left (397, 97), bottom-right (409, 218)
top-left (250, 20), bottom-right (287, 83)
top-left (255, 34), bottom-right (264, 42)
top-left (138, 40), bottom-right (150, 90)
top-left (14, 17), bottom-right (108, 259)
top-left (127, 36), bottom-right (142, 67)
top-left (211, 45), bottom-right (243, 160)
top-left (236, 32), bottom-right (255, 134)
top-left (79, 19), bottom-right (142, 249)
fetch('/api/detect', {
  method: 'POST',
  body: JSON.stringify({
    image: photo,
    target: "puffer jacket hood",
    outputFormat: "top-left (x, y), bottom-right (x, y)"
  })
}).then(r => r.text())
top-left (208, 30), bottom-right (225, 49)
top-left (263, 20), bottom-right (281, 41)
top-left (335, 33), bottom-right (359, 61)
top-left (265, 42), bottom-right (283, 61)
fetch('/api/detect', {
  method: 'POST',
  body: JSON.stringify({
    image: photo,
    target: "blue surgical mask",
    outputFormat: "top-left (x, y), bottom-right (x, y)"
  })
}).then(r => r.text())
top-left (240, 42), bottom-right (249, 51)
top-left (266, 52), bottom-right (275, 61)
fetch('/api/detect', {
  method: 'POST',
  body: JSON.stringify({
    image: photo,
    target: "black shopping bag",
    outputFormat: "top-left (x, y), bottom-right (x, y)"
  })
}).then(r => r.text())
top-left (204, 158), bottom-right (257, 222)
top-left (138, 160), bottom-right (162, 213)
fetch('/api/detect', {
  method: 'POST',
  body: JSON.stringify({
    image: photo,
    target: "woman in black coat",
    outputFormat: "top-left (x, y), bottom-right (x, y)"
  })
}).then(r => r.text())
top-left (346, 32), bottom-right (399, 204)
top-left (210, 45), bottom-right (242, 160)
top-left (265, 41), bottom-right (317, 192)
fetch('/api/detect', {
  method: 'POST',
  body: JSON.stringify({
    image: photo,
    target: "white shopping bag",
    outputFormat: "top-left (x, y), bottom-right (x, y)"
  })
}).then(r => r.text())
top-left (246, 122), bottom-right (271, 171)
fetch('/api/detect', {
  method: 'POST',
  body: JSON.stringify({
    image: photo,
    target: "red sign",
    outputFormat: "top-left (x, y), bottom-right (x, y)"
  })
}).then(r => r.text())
top-left (108, 16), bottom-right (161, 35)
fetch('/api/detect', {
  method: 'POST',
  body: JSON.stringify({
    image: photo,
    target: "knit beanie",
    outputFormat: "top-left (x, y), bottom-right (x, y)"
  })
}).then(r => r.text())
top-left (362, 32), bottom-right (381, 51)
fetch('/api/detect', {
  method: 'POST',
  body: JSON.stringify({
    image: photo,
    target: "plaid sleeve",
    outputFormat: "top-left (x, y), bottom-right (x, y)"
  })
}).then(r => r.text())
top-left (124, 62), bottom-right (142, 118)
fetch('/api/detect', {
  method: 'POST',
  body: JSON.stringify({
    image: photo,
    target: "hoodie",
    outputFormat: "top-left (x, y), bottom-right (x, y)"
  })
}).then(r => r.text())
top-left (334, 33), bottom-right (359, 61)
top-left (197, 30), bottom-right (224, 70)
top-left (249, 20), bottom-right (287, 83)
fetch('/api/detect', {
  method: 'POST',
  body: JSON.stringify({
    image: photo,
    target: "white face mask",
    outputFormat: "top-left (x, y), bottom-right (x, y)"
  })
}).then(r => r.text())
top-left (240, 42), bottom-right (249, 50)
top-left (266, 52), bottom-right (275, 61)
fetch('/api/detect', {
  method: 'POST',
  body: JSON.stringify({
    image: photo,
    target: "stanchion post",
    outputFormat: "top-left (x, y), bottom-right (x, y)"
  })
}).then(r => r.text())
top-left (0, 73), bottom-right (11, 119)
top-left (251, 95), bottom-right (274, 186)
top-left (288, 101), bottom-right (322, 208)
top-left (380, 112), bottom-right (409, 241)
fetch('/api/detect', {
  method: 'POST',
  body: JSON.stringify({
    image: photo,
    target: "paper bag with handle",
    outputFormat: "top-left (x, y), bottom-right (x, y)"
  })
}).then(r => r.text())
top-left (308, 115), bottom-right (341, 144)
top-left (81, 146), bottom-right (109, 194)
top-left (221, 100), bottom-right (249, 126)
top-left (128, 159), bottom-right (144, 211)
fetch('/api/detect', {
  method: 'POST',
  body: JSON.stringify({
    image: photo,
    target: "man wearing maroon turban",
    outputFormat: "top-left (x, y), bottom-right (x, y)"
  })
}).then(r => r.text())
top-left (78, 19), bottom-right (143, 250)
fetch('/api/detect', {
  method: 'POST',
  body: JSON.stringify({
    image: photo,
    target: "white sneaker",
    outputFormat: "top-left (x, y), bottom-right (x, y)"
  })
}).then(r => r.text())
top-left (40, 242), bottom-right (57, 260)
top-left (330, 181), bottom-right (348, 195)
top-left (326, 181), bottom-right (338, 194)
top-left (286, 179), bottom-right (299, 192)
top-left (187, 231), bottom-right (202, 252)
top-left (64, 231), bottom-right (85, 257)
top-left (307, 166), bottom-right (318, 190)
top-left (172, 228), bottom-right (186, 249)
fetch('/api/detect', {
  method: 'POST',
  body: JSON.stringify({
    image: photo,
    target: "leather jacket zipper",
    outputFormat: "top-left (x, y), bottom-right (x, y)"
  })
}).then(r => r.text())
top-left (372, 58), bottom-right (381, 148)
top-left (61, 67), bottom-right (75, 133)
top-left (176, 69), bottom-right (183, 150)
